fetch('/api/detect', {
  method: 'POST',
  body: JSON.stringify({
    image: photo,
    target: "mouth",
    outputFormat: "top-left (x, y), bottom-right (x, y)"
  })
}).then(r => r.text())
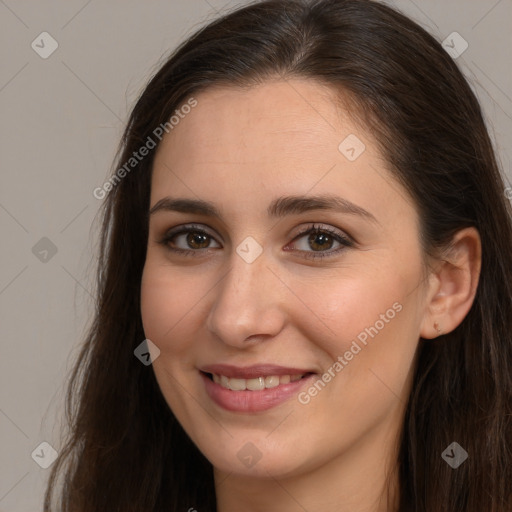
top-left (202, 371), bottom-right (313, 391)
top-left (199, 364), bottom-right (317, 412)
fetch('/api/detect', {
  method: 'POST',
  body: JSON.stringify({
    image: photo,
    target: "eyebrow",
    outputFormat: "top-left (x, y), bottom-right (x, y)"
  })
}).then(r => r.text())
top-left (149, 194), bottom-right (378, 224)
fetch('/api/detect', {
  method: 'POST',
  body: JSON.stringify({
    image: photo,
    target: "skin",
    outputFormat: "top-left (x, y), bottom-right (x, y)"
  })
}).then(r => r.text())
top-left (140, 78), bottom-right (481, 512)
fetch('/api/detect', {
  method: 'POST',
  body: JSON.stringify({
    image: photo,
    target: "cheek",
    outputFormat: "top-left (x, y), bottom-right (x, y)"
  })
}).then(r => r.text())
top-left (303, 269), bottom-right (420, 405)
top-left (140, 263), bottom-right (196, 354)
top-left (292, 270), bottom-right (407, 361)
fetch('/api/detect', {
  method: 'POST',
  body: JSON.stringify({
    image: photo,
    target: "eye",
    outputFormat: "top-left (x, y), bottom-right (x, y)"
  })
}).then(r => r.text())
top-left (158, 224), bottom-right (220, 256)
top-left (158, 222), bottom-right (353, 260)
top-left (285, 223), bottom-right (353, 260)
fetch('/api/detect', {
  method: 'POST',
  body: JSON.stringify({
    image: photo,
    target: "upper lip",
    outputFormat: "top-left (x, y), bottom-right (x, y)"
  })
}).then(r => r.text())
top-left (200, 364), bottom-right (315, 379)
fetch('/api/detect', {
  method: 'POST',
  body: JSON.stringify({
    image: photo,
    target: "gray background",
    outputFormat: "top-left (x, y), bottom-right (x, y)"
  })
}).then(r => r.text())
top-left (0, 0), bottom-right (511, 510)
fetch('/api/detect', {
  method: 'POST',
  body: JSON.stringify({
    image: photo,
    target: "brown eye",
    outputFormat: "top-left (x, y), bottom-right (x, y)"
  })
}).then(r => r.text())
top-left (184, 231), bottom-right (211, 249)
top-left (159, 225), bottom-right (221, 254)
top-left (287, 224), bottom-right (353, 260)
top-left (306, 231), bottom-right (335, 251)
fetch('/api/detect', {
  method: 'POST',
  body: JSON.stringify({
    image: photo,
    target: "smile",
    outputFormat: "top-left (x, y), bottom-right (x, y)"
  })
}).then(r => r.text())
top-left (210, 372), bottom-right (306, 390)
top-left (199, 365), bottom-right (316, 412)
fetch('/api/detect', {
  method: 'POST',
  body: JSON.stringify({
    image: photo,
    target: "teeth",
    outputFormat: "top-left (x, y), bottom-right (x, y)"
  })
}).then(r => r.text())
top-left (228, 378), bottom-right (246, 391)
top-left (265, 375), bottom-right (280, 388)
top-left (211, 373), bottom-right (305, 391)
top-left (246, 377), bottom-right (265, 391)
top-left (280, 375), bottom-right (290, 384)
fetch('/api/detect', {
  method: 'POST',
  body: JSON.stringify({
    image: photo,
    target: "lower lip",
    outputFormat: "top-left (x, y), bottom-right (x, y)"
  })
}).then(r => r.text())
top-left (201, 372), bottom-right (315, 412)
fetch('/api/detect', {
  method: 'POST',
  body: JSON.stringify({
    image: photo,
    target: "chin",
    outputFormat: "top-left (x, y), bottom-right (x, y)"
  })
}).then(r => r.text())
top-left (194, 430), bottom-right (314, 479)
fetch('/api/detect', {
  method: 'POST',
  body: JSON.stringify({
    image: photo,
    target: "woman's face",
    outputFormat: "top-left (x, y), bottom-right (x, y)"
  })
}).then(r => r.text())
top-left (141, 79), bottom-right (431, 479)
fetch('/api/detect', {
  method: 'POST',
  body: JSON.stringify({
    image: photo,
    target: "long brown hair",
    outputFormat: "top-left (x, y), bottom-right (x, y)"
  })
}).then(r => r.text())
top-left (44, 0), bottom-right (512, 510)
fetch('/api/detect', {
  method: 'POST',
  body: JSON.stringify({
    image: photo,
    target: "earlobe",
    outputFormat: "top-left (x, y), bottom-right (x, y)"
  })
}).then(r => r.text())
top-left (420, 227), bottom-right (482, 339)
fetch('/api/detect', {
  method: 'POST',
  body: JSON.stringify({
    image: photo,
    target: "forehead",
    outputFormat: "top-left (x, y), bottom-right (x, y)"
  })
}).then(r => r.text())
top-left (149, 79), bottom-right (416, 234)
top-left (158, 79), bottom-right (357, 163)
top-left (152, 79), bottom-right (382, 186)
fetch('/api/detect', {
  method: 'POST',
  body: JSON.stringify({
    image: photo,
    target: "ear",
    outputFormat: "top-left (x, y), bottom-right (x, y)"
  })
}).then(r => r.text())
top-left (420, 227), bottom-right (482, 339)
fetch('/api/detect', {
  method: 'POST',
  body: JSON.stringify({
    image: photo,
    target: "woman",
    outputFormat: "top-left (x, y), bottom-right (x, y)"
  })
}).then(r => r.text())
top-left (44, 0), bottom-right (512, 510)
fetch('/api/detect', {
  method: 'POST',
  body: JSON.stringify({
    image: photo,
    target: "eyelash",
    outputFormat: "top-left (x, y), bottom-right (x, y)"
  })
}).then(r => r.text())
top-left (157, 223), bottom-right (354, 260)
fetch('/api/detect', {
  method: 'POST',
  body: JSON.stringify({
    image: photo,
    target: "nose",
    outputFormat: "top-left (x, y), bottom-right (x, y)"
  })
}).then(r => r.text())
top-left (206, 247), bottom-right (287, 348)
